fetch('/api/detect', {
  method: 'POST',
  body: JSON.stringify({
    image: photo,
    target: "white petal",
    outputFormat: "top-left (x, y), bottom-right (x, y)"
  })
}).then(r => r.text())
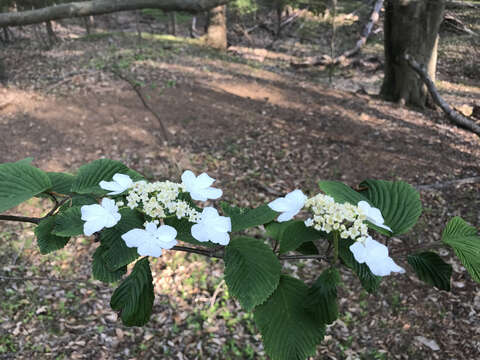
top-left (84, 218), bottom-right (106, 236)
top-left (112, 173), bottom-right (133, 188)
top-left (285, 189), bottom-right (307, 208)
top-left (196, 173), bottom-right (215, 188)
top-left (357, 201), bottom-right (370, 214)
top-left (368, 206), bottom-right (384, 225)
top-left (201, 207), bottom-right (219, 221)
top-left (121, 229), bottom-right (149, 248)
top-left (212, 216), bottom-right (231, 232)
top-left (350, 241), bottom-right (367, 263)
top-left (103, 212), bottom-right (121, 228)
top-left (366, 257), bottom-right (405, 277)
top-left (99, 180), bottom-right (123, 194)
top-left (365, 237), bottom-right (389, 259)
top-left (209, 230), bottom-right (230, 245)
top-left (376, 222), bottom-right (393, 232)
top-left (191, 223), bottom-right (210, 242)
top-left (181, 170), bottom-right (196, 188)
top-left (101, 198), bottom-right (118, 212)
top-left (189, 190), bottom-right (207, 202)
top-left (156, 225), bottom-right (177, 242)
top-left (268, 197), bottom-right (291, 212)
top-left (81, 204), bottom-right (104, 221)
top-left (137, 242), bottom-right (163, 257)
top-left (277, 210), bottom-right (298, 222)
top-left (202, 187), bottom-right (223, 200)
top-left (144, 222), bottom-right (158, 234)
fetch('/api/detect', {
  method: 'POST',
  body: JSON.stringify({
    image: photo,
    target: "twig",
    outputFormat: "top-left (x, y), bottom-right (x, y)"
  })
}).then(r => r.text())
top-left (0, 215), bottom-right (41, 224)
top-left (404, 53), bottom-right (480, 136)
top-left (210, 279), bottom-right (225, 308)
top-left (171, 245), bottom-right (224, 259)
top-left (0, 275), bottom-right (93, 283)
top-left (278, 254), bottom-right (329, 262)
top-left (291, 0), bottom-right (384, 68)
top-left (110, 68), bottom-right (170, 142)
top-left (415, 177), bottom-right (480, 191)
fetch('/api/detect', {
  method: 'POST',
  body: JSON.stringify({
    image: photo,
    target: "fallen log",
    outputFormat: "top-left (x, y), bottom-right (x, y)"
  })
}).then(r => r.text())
top-left (404, 53), bottom-right (480, 136)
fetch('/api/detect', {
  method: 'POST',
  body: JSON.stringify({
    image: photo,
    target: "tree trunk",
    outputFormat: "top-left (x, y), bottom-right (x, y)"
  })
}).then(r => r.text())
top-left (380, 0), bottom-right (445, 108)
top-left (206, 5), bottom-right (227, 50)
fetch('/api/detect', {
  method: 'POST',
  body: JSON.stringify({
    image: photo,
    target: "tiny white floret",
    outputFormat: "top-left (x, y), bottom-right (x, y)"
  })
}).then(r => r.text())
top-left (191, 207), bottom-right (231, 245)
top-left (121, 222), bottom-right (177, 257)
top-left (268, 189), bottom-right (307, 222)
top-left (349, 236), bottom-right (405, 276)
top-left (357, 201), bottom-right (392, 232)
top-left (81, 198), bottom-right (121, 236)
top-left (181, 170), bottom-right (223, 201)
top-left (99, 173), bottom-right (133, 195)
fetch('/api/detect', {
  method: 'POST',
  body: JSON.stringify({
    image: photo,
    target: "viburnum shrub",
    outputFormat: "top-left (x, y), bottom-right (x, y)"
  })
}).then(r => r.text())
top-left (1, 158), bottom-right (479, 360)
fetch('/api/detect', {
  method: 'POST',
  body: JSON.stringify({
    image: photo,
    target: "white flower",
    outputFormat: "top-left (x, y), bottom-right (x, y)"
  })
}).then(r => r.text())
top-left (81, 198), bottom-right (121, 236)
top-left (121, 222), bottom-right (177, 257)
top-left (181, 170), bottom-right (223, 201)
top-left (99, 173), bottom-right (133, 195)
top-left (191, 207), bottom-right (231, 245)
top-left (357, 201), bottom-right (392, 232)
top-left (349, 236), bottom-right (405, 276)
top-left (268, 189), bottom-right (307, 222)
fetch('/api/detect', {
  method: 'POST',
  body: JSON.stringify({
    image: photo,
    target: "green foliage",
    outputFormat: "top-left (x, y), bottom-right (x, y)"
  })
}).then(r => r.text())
top-left (254, 275), bottom-right (326, 360)
top-left (53, 206), bottom-right (84, 237)
top-left (100, 208), bottom-right (144, 270)
top-left (110, 258), bottom-right (154, 326)
top-left (338, 238), bottom-right (381, 293)
top-left (407, 252), bottom-right (452, 291)
top-left (70, 159), bottom-right (142, 195)
top-left (359, 179), bottom-right (422, 236)
top-left (442, 216), bottom-right (480, 282)
top-left (35, 216), bottom-right (70, 254)
top-left (92, 245), bottom-right (127, 283)
top-left (221, 202), bottom-right (278, 232)
top-left (270, 220), bottom-right (325, 254)
top-left (224, 236), bottom-right (281, 311)
top-left (46, 172), bottom-right (75, 195)
top-left (0, 161), bottom-right (51, 212)
top-left (304, 267), bottom-right (340, 325)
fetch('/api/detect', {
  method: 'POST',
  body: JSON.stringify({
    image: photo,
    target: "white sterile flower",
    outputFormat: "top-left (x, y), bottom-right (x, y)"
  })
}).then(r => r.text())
top-left (121, 222), bottom-right (177, 257)
top-left (181, 170), bottom-right (223, 201)
top-left (81, 198), bottom-right (121, 236)
top-left (191, 207), bottom-right (231, 245)
top-left (357, 201), bottom-right (392, 232)
top-left (349, 236), bottom-right (405, 276)
top-left (99, 173), bottom-right (133, 195)
top-left (268, 189), bottom-right (307, 222)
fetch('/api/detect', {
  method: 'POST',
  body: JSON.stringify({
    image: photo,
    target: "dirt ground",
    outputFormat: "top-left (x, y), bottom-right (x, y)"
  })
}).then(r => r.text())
top-left (0, 5), bottom-right (480, 360)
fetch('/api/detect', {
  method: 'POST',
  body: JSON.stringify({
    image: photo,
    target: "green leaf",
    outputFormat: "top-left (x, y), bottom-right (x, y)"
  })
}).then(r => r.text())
top-left (296, 242), bottom-right (319, 255)
top-left (254, 275), bottom-right (326, 360)
top-left (35, 216), bottom-right (70, 254)
top-left (101, 209), bottom-right (144, 270)
top-left (0, 162), bottom-right (52, 212)
top-left (442, 217), bottom-right (480, 282)
top-left (338, 238), bottom-right (381, 293)
top-left (71, 159), bottom-right (142, 195)
top-left (407, 252), bottom-right (452, 291)
top-left (278, 221), bottom-right (325, 254)
top-left (47, 172), bottom-right (75, 195)
top-left (110, 258), bottom-right (154, 326)
top-left (16, 157), bottom-right (34, 165)
top-left (53, 207), bottom-right (84, 237)
top-left (221, 203), bottom-right (278, 232)
top-left (92, 245), bottom-right (127, 283)
top-left (304, 267), bottom-right (340, 325)
top-left (359, 179), bottom-right (422, 235)
top-left (164, 217), bottom-right (215, 248)
top-left (224, 237), bottom-right (281, 311)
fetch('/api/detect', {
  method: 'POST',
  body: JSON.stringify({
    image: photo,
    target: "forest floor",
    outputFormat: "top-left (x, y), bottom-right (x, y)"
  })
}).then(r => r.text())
top-left (0, 3), bottom-right (480, 359)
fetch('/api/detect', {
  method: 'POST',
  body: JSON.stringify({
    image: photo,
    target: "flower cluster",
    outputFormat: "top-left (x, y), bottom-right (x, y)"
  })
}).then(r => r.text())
top-left (304, 193), bottom-right (369, 242)
top-left (80, 170), bottom-right (231, 258)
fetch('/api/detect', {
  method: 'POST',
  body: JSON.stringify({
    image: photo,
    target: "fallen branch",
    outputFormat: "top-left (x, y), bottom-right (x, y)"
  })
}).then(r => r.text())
top-left (415, 176), bottom-right (480, 191)
top-left (110, 68), bottom-right (170, 142)
top-left (45, 70), bottom-right (101, 93)
top-left (442, 11), bottom-right (477, 35)
top-left (446, 1), bottom-right (480, 9)
top-left (291, 0), bottom-right (383, 68)
top-left (404, 54), bottom-right (480, 136)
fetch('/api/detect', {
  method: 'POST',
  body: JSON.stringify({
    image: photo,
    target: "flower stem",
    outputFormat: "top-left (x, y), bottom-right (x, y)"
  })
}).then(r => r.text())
top-left (333, 231), bottom-right (339, 263)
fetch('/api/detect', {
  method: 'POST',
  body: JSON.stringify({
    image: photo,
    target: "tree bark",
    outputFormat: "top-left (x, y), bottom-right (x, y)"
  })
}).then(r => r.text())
top-left (206, 5), bottom-right (227, 50)
top-left (380, 0), bottom-right (445, 108)
top-left (0, 0), bottom-right (231, 28)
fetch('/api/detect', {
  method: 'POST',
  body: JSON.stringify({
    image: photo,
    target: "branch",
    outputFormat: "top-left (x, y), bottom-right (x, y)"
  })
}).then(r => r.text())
top-left (0, 0), bottom-right (232, 28)
top-left (278, 254), bottom-right (329, 262)
top-left (404, 53), bottom-right (480, 136)
top-left (110, 68), bottom-right (170, 142)
top-left (172, 245), bottom-right (224, 259)
top-left (291, 0), bottom-right (383, 68)
top-left (415, 176), bottom-right (480, 191)
top-left (0, 214), bottom-right (41, 224)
